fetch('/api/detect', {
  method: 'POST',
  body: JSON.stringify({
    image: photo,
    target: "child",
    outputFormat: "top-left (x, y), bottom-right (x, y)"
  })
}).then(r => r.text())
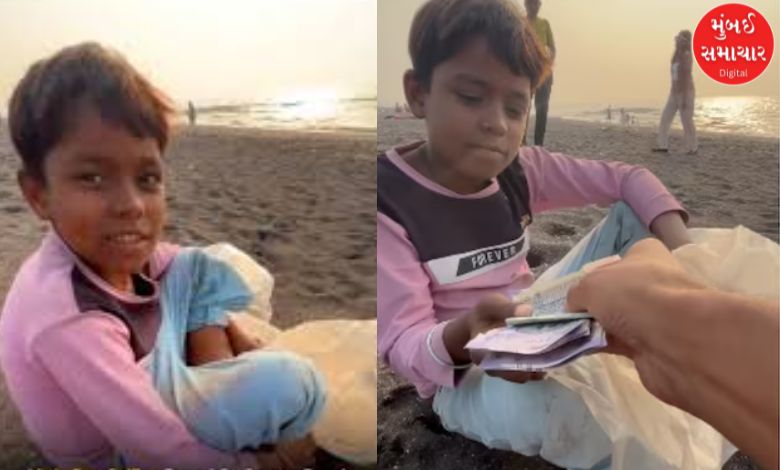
top-left (377, 0), bottom-right (691, 468)
top-left (0, 42), bottom-right (323, 469)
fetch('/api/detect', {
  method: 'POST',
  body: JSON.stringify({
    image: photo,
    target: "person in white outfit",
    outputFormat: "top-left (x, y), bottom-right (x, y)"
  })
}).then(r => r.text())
top-left (653, 30), bottom-right (697, 155)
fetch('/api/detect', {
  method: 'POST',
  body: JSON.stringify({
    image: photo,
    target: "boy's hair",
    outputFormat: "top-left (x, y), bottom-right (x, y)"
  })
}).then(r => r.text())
top-left (409, 0), bottom-right (551, 90)
top-left (8, 42), bottom-right (174, 182)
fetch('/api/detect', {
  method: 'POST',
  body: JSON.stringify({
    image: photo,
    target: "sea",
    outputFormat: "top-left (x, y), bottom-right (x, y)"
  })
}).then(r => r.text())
top-left (552, 95), bottom-right (778, 138)
top-left (184, 96), bottom-right (376, 132)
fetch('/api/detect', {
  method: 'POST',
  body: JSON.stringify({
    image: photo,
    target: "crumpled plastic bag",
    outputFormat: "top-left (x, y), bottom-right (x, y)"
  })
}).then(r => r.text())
top-left (208, 246), bottom-right (378, 465)
top-left (674, 226), bottom-right (779, 302)
top-left (148, 245), bottom-right (326, 451)
top-left (269, 319), bottom-right (377, 465)
top-left (546, 226), bottom-right (777, 469)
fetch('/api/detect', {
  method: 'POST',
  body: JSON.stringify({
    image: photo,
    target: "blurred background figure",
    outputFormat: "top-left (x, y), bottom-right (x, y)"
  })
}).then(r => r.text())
top-left (654, 30), bottom-right (697, 154)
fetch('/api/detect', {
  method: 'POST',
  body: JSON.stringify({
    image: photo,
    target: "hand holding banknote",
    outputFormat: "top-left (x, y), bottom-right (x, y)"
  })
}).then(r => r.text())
top-left (443, 294), bottom-right (545, 384)
top-left (565, 238), bottom-right (709, 405)
top-left (466, 295), bottom-right (546, 384)
top-left (464, 256), bottom-right (621, 374)
top-left (565, 237), bottom-right (780, 470)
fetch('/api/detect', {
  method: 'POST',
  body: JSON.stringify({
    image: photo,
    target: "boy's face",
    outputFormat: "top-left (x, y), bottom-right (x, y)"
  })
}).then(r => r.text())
top-left (21, 105), bottom-right (166, 291)
top-left (406, 36), bottom-right (531, 190)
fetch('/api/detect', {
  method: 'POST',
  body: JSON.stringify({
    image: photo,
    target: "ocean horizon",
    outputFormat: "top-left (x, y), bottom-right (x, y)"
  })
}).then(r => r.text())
top-left (379, 95), bottom-right (778, 139)
top-left (181, 96), bottom-right (377, 132)
top-left (552, 95), bottom-right (779, 138)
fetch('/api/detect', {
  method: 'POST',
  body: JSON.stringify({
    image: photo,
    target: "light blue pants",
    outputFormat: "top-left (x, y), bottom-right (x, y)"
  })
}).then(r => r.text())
top-left (184, 349), bottom-right (326, 450)
top-left (433, 202), bottom-right (652, 470)
top-left (147, 247), bottom-right (327, 453)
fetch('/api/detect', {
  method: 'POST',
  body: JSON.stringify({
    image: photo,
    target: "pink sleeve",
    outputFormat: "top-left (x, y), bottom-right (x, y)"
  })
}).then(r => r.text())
top-left (32, 313), bottom-right (257, 470)
top-left (519, 146), bottom-right (688, 226)
top-left (377, 213), bottom-right (460, 398)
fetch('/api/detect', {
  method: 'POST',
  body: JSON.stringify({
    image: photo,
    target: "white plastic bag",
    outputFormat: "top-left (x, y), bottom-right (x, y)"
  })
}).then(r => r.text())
top-left (210, 246), bottom-right (377, 465)
top-left (675, 226), bottom-right (779, 301)
top-left (269, 319), bottom-right (378, 465)
top-left (547, 226), bottom-right (778, 469)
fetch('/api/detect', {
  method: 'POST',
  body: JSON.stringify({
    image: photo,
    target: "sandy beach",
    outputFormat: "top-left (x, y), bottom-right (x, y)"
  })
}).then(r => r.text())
top-left (0, 124), bottom-right (376, 469)
top-left (377, 113), bottom-right (778, 470)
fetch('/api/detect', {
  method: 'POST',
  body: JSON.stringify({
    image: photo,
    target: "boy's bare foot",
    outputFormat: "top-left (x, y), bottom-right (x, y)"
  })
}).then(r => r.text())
top-left (255, 435), bottom-right (317, 469)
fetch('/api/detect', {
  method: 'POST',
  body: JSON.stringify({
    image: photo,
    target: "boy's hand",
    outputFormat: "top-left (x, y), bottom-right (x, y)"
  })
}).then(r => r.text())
top-left (466, 295), bottom-right (546, 384)
top-left (227, 317), bottom-right (265, 354)
top-left (465, 294), bottom-right (532, 338)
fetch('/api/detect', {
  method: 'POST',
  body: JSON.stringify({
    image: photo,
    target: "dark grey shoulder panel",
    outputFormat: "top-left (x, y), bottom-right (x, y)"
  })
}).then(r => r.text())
top-left (377, 153), bottom-right (531, 262)
top-left (71, 268), bottom-right (160, 360)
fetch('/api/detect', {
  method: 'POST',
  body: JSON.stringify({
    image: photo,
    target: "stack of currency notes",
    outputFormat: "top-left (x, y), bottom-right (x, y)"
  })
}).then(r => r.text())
top-left (465, 256), bottom-right (620, 372)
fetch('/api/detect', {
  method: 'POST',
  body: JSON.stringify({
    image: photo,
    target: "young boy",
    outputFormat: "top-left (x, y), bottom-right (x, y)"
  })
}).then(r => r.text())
top-left (0, 42), bottom-right (322, 469)
top-left (378, 0), bottom-right (692, 467)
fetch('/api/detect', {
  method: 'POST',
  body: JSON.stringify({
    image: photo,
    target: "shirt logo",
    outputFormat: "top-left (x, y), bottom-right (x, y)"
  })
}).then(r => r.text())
top-left (456, 238), bottom-right (525, 276)
top-left (425, 232), bottom-right (530, 286)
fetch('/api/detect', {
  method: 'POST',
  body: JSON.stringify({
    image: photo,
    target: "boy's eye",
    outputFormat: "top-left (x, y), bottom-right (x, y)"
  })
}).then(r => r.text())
top-left (139, 172), bottom-right (162, 188)
top-left (76, 173), bottom-right (103, 186)
top-left (456, 92), bottom-right (482, 104)
top-left (505, 105), bottom-right (525, 119)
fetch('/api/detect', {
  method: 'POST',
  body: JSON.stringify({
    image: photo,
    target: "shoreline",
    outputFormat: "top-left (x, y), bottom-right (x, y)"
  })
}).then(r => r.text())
top-left (379, 111), bottom-right (779, 143)
top-left (174, 123), bottom-right (377, 139)
top-left (547, 116), bottom-right (780, 142)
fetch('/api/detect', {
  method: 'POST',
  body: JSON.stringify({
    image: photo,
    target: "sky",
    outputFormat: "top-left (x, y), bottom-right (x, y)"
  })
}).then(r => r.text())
top-left (0, 0), bottom-right (377, 111)
top-left (378, 0), bottom-right (779, 107)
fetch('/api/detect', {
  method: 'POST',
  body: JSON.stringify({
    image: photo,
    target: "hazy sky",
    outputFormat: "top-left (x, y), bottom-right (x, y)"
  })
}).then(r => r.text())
top-left (378, 0), bottom-right (779, 107)
top-left (0, 0), bottom-right (377, 110)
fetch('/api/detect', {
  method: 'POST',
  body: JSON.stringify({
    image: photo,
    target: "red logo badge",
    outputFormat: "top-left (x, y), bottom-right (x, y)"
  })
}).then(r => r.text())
top-left (693, 3), bottom-right (774, 85)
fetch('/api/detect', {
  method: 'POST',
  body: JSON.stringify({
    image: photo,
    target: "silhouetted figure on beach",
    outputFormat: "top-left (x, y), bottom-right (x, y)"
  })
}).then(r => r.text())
top-left (653, 30), bottom-right (697, 154)
top-left (620, 108), bottom-right (631, 125)
top-left (522, 0), bottom-right (555, 146)
top-left (188, 100), bottom-right (197, 126)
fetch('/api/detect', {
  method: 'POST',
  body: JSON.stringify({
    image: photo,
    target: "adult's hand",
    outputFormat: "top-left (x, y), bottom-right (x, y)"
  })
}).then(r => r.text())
top-left (567, 238), bottom-right (780, 469)
top-left (566, 238), bottom-right (710, 406)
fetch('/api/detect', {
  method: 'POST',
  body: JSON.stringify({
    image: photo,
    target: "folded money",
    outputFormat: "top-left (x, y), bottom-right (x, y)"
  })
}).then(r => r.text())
top-left (477, 322), bottom-right (607, 371)
top-left (466, 256), bottom-right (620, 371)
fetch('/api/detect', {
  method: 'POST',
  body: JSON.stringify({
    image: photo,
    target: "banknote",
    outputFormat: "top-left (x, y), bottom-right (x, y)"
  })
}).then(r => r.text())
top-left (466, 256), bottom-right (621, 371)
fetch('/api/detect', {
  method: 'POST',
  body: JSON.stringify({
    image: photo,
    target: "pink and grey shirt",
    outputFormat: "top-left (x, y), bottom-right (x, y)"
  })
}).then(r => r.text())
top-left (377, 143), bottom-right (687, 398)
top-left (0, 230), bottom-right (257, 469)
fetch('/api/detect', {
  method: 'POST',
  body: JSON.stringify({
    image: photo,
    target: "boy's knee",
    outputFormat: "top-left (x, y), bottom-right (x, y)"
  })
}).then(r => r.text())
top-left (262, 351), bottom-right (325, 408)
top-left (256, 351), bottom-right (327, 436)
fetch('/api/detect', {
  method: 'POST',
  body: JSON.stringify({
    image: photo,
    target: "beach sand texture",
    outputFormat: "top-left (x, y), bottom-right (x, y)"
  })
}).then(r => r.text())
top-left (377, 113), bottom-right (777, 470)
top-left (0, 125), bottom-right (376, 469)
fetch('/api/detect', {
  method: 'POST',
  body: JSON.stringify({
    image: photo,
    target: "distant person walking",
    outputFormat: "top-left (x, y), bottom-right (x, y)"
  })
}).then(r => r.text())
top-left (523, 0), bottom-right (555, 146)
top-left (654, 30), bottom-right (697, 155)
top-left (187, 100), bottom-right (197, 126)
